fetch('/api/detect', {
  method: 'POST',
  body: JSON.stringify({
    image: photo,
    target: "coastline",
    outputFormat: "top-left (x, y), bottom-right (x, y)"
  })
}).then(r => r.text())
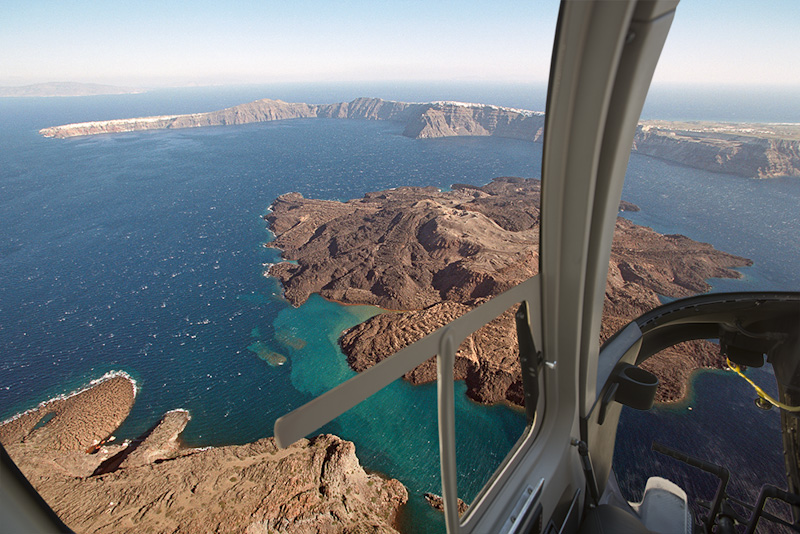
top-left (262, 267), bottom-right (728, 408)
top-left (0, 370), bottom-right (138, 427)
top-left (3, 86), bottom-right (796, 534)
top-left (0, 373), bottom-right (408, 534)
top-left (263, 178), bottom-right (749, 407)
top-left (0, 372), bottom-right (137, 451)
top-left (641, 341), bottom-right (727, 405)
top-left (652, 366), bottom-right (746, 410)
top-left (39, 97), bottom-right (800, 180)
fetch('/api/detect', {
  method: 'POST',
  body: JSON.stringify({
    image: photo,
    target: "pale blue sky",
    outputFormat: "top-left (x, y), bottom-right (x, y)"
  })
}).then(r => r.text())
top-left (1, 0), bottom-right (797, 88)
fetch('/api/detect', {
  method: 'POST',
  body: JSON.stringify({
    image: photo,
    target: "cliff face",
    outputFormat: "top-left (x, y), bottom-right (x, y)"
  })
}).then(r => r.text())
top-left (318, 96), bottom-right (426, 122)
top-left (0, 375), bottom-right (407, 534)
top-left (634, 122), bottom-right (800, 179)
top-left (265, 178), bottom-right (752, 406)
top-left (38, 99), bottom-right (321, 138)
top-left (39, 97), bottom-right (545, 143)
top-left (38, 97), bottom-right (427, 139)
top-left (403, 102), bottom-right (545, 141)
top-left (40, 96), bottom-right (799, 179)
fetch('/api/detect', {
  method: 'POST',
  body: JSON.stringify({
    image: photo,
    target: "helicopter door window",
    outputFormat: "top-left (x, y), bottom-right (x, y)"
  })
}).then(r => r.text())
top-left (603, 0), bottom-right (800, 530)
top-left (452, 300), bottom-right (542, 521)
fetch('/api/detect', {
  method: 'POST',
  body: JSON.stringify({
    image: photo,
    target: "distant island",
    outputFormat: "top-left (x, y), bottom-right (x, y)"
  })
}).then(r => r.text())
top-left (0, 373), bottom-right (407, 533)
top-left (0, 82), bottom-right (144, 98)
top-left (264, 177), bottom-right (752, 405)
top-left (40, 96), bottom-right (800, 179)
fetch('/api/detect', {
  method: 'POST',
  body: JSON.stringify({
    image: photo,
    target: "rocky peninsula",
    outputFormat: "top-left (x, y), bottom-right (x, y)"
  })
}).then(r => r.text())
top-left (0, 373), bottom-right (407, 533)
top-left (40, 97), bottom-right (799, 179)
top-left (264, 177), bottom-right (752, 405)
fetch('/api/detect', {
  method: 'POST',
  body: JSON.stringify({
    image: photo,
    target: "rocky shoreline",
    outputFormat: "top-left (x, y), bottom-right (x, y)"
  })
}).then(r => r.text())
top-left (40, 97), bottom-right (799, 179)
top-left (633, 121), bottom-right (800, 180)
top-left (0, 374), bottom-right (407, 533)
top-left (264, 177), bottom-right (752, 406)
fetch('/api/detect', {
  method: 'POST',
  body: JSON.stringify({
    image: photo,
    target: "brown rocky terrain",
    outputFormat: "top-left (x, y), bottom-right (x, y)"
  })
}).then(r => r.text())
top-left (0, 375), bottom-right (407, 533)
top-left (0, 374), bottom-right (136, 454)
top-left (40, 97), bottom-right (799, 179)
top-left (265, 178), bottom-right (752, 406)
top-left (424, 493), bottom-right (468, 517)
top-left (266, 181), bottom-right (539, 311)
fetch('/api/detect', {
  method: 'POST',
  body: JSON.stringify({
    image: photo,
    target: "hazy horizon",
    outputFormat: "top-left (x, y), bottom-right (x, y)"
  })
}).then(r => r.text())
top-left (2, 0), bottom-right (798, 89)
top-left (3, 80), bottom-right (799, 125)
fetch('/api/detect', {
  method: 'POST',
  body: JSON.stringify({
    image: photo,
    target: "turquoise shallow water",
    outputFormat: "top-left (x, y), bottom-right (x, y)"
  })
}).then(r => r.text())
top-left (0, 86), bottom-right (798, 532)
top-left (275, 295), bottom-right (527, 531)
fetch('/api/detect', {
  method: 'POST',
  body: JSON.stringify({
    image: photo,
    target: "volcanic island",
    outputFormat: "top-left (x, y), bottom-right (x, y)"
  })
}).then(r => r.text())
top-left (263, 177), bottom-right (752, 407)
top-left (40, 97), bottom-right (800, 180)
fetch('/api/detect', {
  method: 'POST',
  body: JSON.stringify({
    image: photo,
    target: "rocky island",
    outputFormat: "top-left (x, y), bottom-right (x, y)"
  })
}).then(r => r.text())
top-left (264, 177), bottom-right (751, 405)
top-left (0, 373), bottom-right (407, 533)
top-left (40, 97), bottom-right (799, 180)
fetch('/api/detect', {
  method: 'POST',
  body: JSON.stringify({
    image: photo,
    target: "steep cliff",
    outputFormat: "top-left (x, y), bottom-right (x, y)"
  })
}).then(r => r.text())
top-left (38, 97), bottom-right (426, 139)
top-left (40, 97), bottom-right (799, 179)
top-left (403, 102), bottom-right (545, 141)
top-left (634, 121), bottom-right (800, 179)
top-left (318, 96), bottom-right (426, 122)
top-left (38, 99), bottom-right (320, 138)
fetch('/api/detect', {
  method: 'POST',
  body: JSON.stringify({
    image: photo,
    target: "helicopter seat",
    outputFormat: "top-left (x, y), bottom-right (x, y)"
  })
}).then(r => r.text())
top-left (580, 476), bottom-right (692, 534)
top-left (630, 476), bottom-right (693, 534)
top-left (579, 503), bottom-right (654, 534)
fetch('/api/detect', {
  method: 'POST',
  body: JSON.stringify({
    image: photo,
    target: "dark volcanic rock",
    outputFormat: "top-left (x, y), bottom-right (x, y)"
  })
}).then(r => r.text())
top-left (265, 180), bottom-right (538, 311)
top-left (424, 492), bottom-right (468, 516)
top-left (266, 177), bottom-right (752, 406)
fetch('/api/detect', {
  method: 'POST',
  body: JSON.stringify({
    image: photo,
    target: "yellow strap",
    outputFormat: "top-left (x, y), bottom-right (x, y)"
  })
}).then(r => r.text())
top-left (726, 358), bottom-right (800, 412)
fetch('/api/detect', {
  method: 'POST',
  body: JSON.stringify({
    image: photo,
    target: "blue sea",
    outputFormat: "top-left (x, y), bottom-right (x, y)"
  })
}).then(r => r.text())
top-left (0, 83), bottom-right (798, 532)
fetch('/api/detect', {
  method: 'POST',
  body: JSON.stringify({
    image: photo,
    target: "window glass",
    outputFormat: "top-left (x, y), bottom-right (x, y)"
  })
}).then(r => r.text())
top-left (0, 1), bottom-right (560, 532)
top-left (608, 1), bottom-right (800, 528)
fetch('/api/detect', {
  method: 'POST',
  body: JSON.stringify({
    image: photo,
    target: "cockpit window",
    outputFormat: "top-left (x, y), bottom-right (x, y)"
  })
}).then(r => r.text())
top-left (0, 1), bottom-right (562, 533)
top-left (606, 1), bottom-right (800, 528)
